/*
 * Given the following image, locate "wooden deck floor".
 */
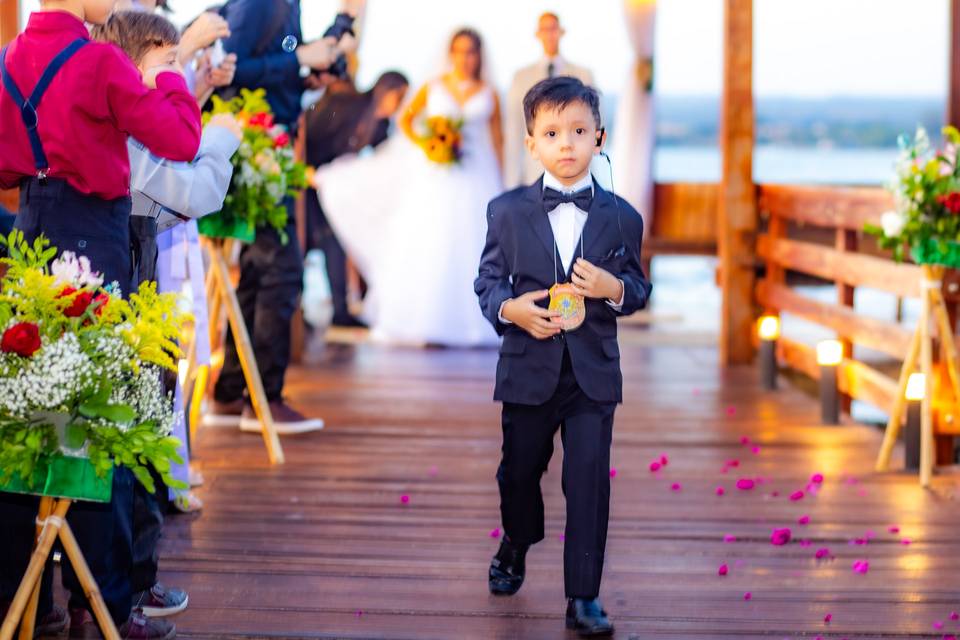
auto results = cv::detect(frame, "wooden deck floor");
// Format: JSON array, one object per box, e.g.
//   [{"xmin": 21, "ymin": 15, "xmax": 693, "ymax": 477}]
[{"xmin": 164, "ymin": 334, "xmax": 960, "ymax": 639}]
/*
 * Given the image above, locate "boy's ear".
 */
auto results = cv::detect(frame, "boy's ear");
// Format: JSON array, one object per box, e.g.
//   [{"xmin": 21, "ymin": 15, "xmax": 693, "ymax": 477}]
[
  {"xmin": 593, "ymin": 127, "xmax": 606, "ymax": 156},
  {"xmin": 525, "ymin": 134, "xmax": 540, "ymax": 161}
]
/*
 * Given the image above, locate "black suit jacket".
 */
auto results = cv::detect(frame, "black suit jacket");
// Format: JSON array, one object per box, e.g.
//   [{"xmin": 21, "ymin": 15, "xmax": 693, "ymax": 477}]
[{"xmin": 475, "ymin": 177, "xmax": 652, "ymax": 406}]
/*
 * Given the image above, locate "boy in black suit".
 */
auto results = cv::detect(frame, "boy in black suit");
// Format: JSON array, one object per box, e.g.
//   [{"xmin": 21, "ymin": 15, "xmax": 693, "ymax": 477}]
[{"xmin": 475, "ymin": 76, "xmax": 651, "ymax": 637}]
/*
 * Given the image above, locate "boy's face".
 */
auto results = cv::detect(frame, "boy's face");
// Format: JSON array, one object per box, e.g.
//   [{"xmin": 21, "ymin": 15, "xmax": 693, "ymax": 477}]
[
  {"xmin": 525, "ymin": 100, "xmax": 602, "ymax": 186},
  {"xmin": 138, "ymin": 43, "xmax": 177, "ymax": 75}
]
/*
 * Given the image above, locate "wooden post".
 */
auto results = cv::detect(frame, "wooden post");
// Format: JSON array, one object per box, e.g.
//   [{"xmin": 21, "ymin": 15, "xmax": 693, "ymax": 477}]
[
  {"xmin": 718, "ymin": 0, "xmax": 758, "ymax": 365},
  {"xmin": 949, "ymin": 0, "xmax": 960, "ymax": 128},
  {"xmin": 0, "ymin": 0, "xmax": 19, "ymax": 213}
]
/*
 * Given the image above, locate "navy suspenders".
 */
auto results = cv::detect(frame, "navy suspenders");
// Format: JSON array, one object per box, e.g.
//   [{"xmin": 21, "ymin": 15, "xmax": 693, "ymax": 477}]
[{"xmin": 0, "ymin": 38, "xmax": 87, "ymax": 183}]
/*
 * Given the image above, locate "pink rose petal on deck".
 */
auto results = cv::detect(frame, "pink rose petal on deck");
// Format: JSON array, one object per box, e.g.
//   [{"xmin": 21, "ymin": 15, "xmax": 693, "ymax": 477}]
[
  {"xmin": 799, "ymin": 539, "xmax": 813, "ymax": 547},
  {"xmin": 824, "ymin": 613, "xmax": 833, "ymax": 624},
  {"xmin": 901, "ymin": 538, "xmax": 912, "ymax": 545},
  {"xmin": 489, "ymin": 528, "xmax": 501, "ymax": 539},
  {"xmin": 558, "ymin": 534, "xmax": 565, "ymax": 541},
  {"xmin": 716, "ymin": 486, "xmax": 726, "ymax": 496},
  {"xmin": 888, "ymin": 525, "xmax": 900, "ymax": 534},
  {"xmin": 736, "ymin": 478, "xmax": 756, "ymax": 491},
  {"xmin": 400, "ymin": 494, "xmax": 410, "ymax": 504},
  {"xmin": 950, "ymin": 611, "xmax": 959, "ymax": 621},
  {"xmin": 726, "ymin": 459, "xmax": 741, "ymax": 468},
  {"xmin": 609, "ymin": 468, "xmax": 617, "ymax": 478},
  {"xmin": 851, "ymin": 560, "xmax": 870, "ymax": 574},
  {"xmin": 771, "ymin": 528, "xmax": 792, "ymax": 546},
  {"xmin": 934, "ymin": 621, "xmax": 945, "ymax": 630},
  {"xmin": 671, "ymin": 482, "xmax": 682, "ymax": 492},
  {"xmin": 790, "ymin": 490, "xmax": 805, "ymax": 501},
  {"xmin": 660, "ymin": 454, "xmax": 669, "ymax": 466},
  {"xmin": 727, "ymin": 406, "xmax": 737, "ymax": 416},
  {"xmin": 355, "ymin": 610, "xmax": 363, "ymax": 617},
  {"xmin": 723, "ymin": 534, "xmax": 737, "ymax": 543},
  {"xmin": 751, "ymin": 445, "xmax": 761, "ymax": 455},
  {"xmin": 718, "ymin": 563, "xmax": 729, "ymax": 576},
  {"xmin": 743, "ymin": 591, "xmax": 752, "ymax": 601},
  {"xmin": 811, "ymin": 473, "xmax": 824, "ymax": 484},
  {"xmin": 815, "ymin": 547, "xmax": 831, "ymax": 559},
  {"xmin": 649, "ymin": 461, "xmax": 662, "ymax": 472},
  {"xmin": 798, "ymin": 515, "xmax": 811, "ymax": 525}
]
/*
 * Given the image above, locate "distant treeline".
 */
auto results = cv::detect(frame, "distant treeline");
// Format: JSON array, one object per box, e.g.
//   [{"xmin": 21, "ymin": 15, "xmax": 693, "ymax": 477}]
[{"xmin": 651, "ymin": 95, "xmax": 944, "ymax": 148}]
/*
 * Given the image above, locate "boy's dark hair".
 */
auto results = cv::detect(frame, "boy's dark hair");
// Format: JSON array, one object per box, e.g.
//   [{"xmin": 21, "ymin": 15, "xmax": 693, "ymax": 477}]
[
  {"xmin": 523, "ymin": 76, "xmax": 601, "ymax": 135},
  {"xmin": 90, "ymin": 10, "xmax": 180, "ymax": 66}
]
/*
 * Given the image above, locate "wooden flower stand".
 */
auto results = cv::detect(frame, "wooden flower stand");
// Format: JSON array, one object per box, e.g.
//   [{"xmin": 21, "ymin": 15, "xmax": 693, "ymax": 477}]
[
  {"xmin": 202, "ymin": 238, "xmax": 285, "ymax": 465},
  {"xmin": 876, "ymin": 264, "xmax": 960, "ymax": 486},
  {"xmin": 1, "ymin": 459, "xmax": 118, "ymax": 640}
]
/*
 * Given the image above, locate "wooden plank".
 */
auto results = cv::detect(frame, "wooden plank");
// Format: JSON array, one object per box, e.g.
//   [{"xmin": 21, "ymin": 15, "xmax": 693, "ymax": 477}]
[
  {"xmin": 757, "ymin": 280, "xmax": 912, "ymax": 359},
  {"xmin": 758, "ymin": 184, "xmax": 893, "ymax": 231},
  {"xmin": 651, "ymin": 182, "xmax": 718, "ymax": 244},
  {"xmin": 757, "ymin": 234, "xmax": 923, "ymax": 298},
  {"xmin": 718, "ymin": 0, "xmax": 757, "ymax": 365},
  {"xmin": 777, "ymin": 336, "xmax": 898, "ymax": 413}
]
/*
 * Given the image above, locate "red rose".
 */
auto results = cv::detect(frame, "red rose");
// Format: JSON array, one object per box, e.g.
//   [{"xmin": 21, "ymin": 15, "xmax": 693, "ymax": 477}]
[
  {"xmin": 57, "ymin": 287, "xmax": 94, "ymax": 317},
  {"xmin": 1, "ymin": 322, "xmax": 41, "ymax": 357},
  {"xmin": 273, "ymin": 132, "xmax": 290, "ymax": 148},
  {"xmin": 248, "ymin": 112, "xmax": 274, "ymax": 129},
  {"xmin": 937, "ymin": 192, "xmax": 960, "ymax": 214},
  {"xmin": 92, "ymin": 293, "xmax": 109, "ymax": 317}
]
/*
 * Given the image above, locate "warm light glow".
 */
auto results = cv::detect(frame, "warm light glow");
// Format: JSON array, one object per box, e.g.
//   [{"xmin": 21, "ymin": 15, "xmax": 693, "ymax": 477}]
[
  {"xmin": 905, "ymin": 373, "xmax": 926, "ymax": 401},
  {"xmin": 816, "ymin": 340, "xmax": 844, "ymax": 367},
  {"xmin": 178, "ymin": 359, "xmax": 190, "ymax": 388},
  {"xmin": 757, "ymin": 315, "xmax": 780, "ymax": 341}
]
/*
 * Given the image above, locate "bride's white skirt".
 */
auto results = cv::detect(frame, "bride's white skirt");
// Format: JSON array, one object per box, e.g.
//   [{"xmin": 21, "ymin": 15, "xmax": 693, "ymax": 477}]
[{"xmin": 316, "ymin": 136, "xmax": 502, "ymax": 347}]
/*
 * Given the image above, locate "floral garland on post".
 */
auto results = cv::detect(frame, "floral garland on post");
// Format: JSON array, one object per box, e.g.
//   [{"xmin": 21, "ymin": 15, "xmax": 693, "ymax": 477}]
[
  {"xmin": 865, "ymin": 126, "xmax": 960, "ymax": 267},
  {"xmin": 0, "ymin": 232, "xmax": 188, "ymax": 493},
  {"xmin": 197, "ymin": 88, "xmax": 309, "ymax": 243}
]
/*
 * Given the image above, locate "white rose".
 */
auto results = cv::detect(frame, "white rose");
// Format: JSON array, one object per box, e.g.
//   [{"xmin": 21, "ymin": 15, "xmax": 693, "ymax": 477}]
[{"xmin": 880, "ymin": 210, "xmax": 907, "ymax": 238}]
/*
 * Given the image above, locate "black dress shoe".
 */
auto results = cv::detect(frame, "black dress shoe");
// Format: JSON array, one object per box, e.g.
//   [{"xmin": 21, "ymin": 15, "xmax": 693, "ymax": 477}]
[
  {"xmin": 488, "ymin": 537, "xmax": 528, "ymax": 595},
  {"xmin": 331, "ymin": 314, "xmax": 368, "ymax": 329},
  {"xmin": 566, "ymin": 598, "xmax": 614, "ymax": 637}
]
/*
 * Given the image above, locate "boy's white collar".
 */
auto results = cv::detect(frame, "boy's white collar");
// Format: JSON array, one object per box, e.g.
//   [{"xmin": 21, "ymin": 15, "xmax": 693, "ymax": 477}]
[{"xmin": 543, "ymin": 171, "xmax": 593, "ymax": 194}]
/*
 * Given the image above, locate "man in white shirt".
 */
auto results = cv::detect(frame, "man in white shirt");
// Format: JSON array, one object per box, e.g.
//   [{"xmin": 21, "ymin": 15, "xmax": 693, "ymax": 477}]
[{"xmin": 504, "ymin": 12, "xmax": 594, "ymax": 189}]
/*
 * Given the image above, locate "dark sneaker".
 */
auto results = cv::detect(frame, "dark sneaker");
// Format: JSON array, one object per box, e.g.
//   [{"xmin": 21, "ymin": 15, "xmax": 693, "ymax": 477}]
[
  {"xmin": 133, "ymin": 583, "xmax": 188, "ymax": 618},
  {"xmin": 69, "ymin": 608, "xmax": 176, "ymax": 639},
  {"xmin": 239, "ymin": 401, "xmax": 324, "ymax": 435},
  {"xmin": 202, "ymin": 398, "xmax": 245, "ymax": 427},
  {"xmin": 5, "ymin": 601, "xmax": 70, "ymax": 638}
]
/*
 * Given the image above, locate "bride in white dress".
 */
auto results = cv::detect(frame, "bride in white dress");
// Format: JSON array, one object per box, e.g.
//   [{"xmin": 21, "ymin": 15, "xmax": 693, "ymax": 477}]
[{"xmin": 314, "ymin": 28, "xmax": 502, "ymax": 347}]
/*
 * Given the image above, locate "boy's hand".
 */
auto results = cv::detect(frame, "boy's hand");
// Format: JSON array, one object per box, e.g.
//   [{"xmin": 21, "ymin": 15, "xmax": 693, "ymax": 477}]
[
  {"xmin": 502, "ymin": 290, "xmax": 561, "ymax": 340},
  {"xmin": 143, "ymin": 63, "xmax": 184, "ymax": 89},
  {"xmin": 207, "ymin": 113, "xmax": 243, "ymax": 141},
  {"xmin": 571, "ymin": 258, "xmax": 624, "ymax": 302},
  {"xmin": 208, "ymin": 53, "xmax": 237, "ymax": 89}
]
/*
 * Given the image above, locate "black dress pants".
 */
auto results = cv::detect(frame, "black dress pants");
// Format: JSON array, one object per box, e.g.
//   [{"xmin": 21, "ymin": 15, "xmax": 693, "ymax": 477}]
[
  {"xmin": 214, "ymin": 201, "xmax": 302, "ymax": 403},
  {"xmin": 498, "ymin": 349, "xmax": 615, "ymax": 599}
]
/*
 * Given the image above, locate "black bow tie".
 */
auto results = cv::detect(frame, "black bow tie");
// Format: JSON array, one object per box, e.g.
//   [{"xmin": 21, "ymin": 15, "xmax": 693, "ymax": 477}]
[{"xmin": 543, "ymin": 186, "xmax": 593, "ymax": 213}]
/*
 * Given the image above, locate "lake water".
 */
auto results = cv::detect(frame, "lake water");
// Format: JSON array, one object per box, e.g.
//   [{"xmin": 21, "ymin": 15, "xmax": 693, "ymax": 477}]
[{"xmin": 655, "ymin": 145, "xmax": 898, "ymax": 185}]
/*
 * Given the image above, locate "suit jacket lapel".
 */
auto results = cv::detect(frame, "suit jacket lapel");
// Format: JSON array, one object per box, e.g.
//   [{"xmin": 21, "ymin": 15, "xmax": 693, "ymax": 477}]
[
  {"xmin": 522, "ymin": 177, "xmax": 557, "ymax": 265},
  {"xmin": 579, "ymin": 178, "xmax": 613, "ymax": 261}
]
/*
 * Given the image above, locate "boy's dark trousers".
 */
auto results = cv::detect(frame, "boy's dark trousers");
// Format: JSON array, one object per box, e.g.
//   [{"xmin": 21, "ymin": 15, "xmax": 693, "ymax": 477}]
[
  {"xmin": 0, "ymin": 177, "xmax": 138, "ymax": 624},
  {"xmin": 214, "ymin": 199, "xmax": 302, "ymax": 404},
  {"xmin": 498, "ymin": 347, "xmax": 615, "ymax": 600}
]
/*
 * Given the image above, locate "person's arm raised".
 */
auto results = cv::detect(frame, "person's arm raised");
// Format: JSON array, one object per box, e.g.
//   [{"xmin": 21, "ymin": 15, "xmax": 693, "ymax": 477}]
[{"xmin": 399, "ymin": 84, "xmax": 429, "ymax": 144}]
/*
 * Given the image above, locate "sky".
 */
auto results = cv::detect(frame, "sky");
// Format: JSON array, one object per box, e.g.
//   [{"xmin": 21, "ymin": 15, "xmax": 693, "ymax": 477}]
[{"xmin": 18, "ymin": 0, "xmax": 952, "ymax": 97}]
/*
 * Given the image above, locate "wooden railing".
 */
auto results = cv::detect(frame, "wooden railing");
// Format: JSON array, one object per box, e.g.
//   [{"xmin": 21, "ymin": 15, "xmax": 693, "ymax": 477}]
[{"xmin": 756, "ymin": 184, "xmax": 960, "ymax": 440}]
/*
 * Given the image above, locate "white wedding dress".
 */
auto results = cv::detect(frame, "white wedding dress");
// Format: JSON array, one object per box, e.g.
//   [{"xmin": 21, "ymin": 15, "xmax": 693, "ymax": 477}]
[{"xmin": 315, "ymin": 80, "xmax": 502, "ymax": 347}]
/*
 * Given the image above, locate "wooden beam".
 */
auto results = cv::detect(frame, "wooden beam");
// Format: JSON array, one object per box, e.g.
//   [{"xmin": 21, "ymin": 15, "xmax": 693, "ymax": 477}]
[
  {"xmin": 757, "ymin": 280, "xmax": 913, "ymax": 359},
  {"xmin": 758, "ymin": 184, "xmax": 893, "ymax": 231},
  {"xmin": 949, "ymin": 0, "xmax": 960, "ymax": 127},
  {"xmin": 718, "ymin": 0, "xmax": 757, "ymax": 365},
  {"xmin": 757, "ymin": 235, "xmax": 924, "ymax": 298},
  {"xmin": 0, "ymin": 0, "xmax": 18, "ymax": 46},
  {"xmin": 651, "ymin": 182, "xmax": 718, "ymax": 244}
]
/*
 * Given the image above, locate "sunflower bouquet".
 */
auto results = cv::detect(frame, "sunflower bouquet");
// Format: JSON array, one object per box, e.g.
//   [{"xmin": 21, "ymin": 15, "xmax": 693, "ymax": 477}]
[
  {"xmin": 198, "ymin": 88, "xmax": 309, "ymax": 243},
  {"xmin": 417, "ymin": 115, "xmax": 464, "ymax": 165},
  {"xmin": 0, "ymin": 232, "xmax": 189, "ymax": 498}
]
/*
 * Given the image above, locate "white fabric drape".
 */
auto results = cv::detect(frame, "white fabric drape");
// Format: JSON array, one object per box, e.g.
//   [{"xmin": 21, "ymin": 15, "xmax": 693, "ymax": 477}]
[{"xmin": 610, "ymin": 0, "xmax": 656, "ymax": 234}]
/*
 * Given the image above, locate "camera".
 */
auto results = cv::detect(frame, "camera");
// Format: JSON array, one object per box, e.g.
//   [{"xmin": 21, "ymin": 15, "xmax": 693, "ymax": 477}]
[{"xmin": 313, "ymin": 13, "xmax": 355, "ymax": 80}]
